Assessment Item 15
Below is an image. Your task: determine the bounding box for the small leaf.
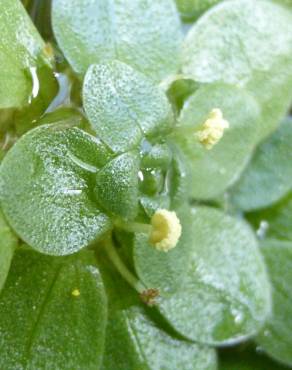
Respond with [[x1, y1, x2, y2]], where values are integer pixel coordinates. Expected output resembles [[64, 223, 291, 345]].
[[174, 83, 260, 199], [256, 240, 292, 367], [133, 205, 192, 295], [0, 124, 112, 256], [0, 0, 52, 109], [95, 152, 140, 220], [0, 211, 17, 291], [52, 0, 182, 81], [0, 249, 107, 369], [83, 61, 173, 153], [98, 252, 217, 370], [230, 118, 292, 211], [182, 0, 292, 140], [158, 207, 271, 345]]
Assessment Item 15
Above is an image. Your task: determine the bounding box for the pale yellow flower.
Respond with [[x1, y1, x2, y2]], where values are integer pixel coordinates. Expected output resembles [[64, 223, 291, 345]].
[[149, 209, 182, 252], [196, 108, 229, 149], [71, 289, 80, 297]]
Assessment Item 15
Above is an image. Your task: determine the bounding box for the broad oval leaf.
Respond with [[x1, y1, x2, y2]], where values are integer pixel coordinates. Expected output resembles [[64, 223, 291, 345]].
[[0, 211, 17, 291], [158, 207, 271, 345], [0, 0, 52, 109], [98, 252, 217, 370], [256, 240, 292, 367], [52, 0, 182, 81], [0, 249, 107, 369], [174, 83, 260, 199], [83, 61, 173, 153], [95, 151, 140, 220], [0, 124, 112, 256], [182, 0, 292, 139], [230, 118, 292, 211]]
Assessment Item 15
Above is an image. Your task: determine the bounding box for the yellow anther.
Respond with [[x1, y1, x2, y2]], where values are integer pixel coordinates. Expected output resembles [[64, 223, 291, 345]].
[[149, 209, 182, 252], [196, 108, 229, 149], [71, 289, 80, 297]]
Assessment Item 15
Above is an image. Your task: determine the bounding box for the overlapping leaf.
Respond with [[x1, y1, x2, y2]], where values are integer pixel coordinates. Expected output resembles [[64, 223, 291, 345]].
[[0, 124, 112, 255], [174, 83, 260, 199], [157, 207, 271, 345], [133, 205, 192, 296], [0, 0, 52, 109], [52, 0, 182, 81], [83, 61, 173, 153], [231, 118, 292, 211], [0, 249, 107, 369], [176, 0, 221, 21], [256, 240, 292, 367], [182, 0, 292, 140], [98, 252, 217, 370]]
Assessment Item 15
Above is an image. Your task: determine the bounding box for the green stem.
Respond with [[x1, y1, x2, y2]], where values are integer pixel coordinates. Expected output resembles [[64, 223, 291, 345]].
[[105, 239, 145, 293]]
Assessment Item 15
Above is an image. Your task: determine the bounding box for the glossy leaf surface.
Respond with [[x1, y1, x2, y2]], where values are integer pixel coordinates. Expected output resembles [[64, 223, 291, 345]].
[[0, 124, 112, 255], [0, 0, 51, 108], [133, 205, 192, 295], [175, 83, 260, 199], [52, 0, 182, 81], [231, 118, 292, 211], [98, 252, 217, 370], [0, 249, 107, 370], [182, 0, 292, 139], [158, 207, 271, 345], [95, 151, 140, 220], [83, 61, 173, 153], [256, 240, 292, 367]]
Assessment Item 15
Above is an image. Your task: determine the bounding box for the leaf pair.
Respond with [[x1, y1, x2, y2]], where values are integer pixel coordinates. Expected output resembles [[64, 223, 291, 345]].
[[0, 59, 177, 256]]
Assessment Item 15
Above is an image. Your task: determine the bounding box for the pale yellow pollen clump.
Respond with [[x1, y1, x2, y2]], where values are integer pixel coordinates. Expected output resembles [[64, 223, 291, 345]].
[[71, 289, 80, 297], [149, 209, 182, 252], [196, 108, 229, 149]]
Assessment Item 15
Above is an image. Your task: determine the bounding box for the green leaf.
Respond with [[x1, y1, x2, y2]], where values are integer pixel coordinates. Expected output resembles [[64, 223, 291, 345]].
[[219, 347, 288, 370], [182, 0, 292, 140], [230, 118, 292, 211], [0, 0, 52, 109], [52, 0, 182, 81], [247, 192, 292, 241], [133, 205, 192, 295], [157, 207, 271, 345], [0, 211, 17, 291], [256, 240, 292, 367], [83, 61, 174, 153], [95, 152, 140, 220], [0, 124, 112, 256], [98, 252, 217, 370], [176, 0, 221, 21], [174, 83, 260, 199], [0, 249, 107, 369]]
